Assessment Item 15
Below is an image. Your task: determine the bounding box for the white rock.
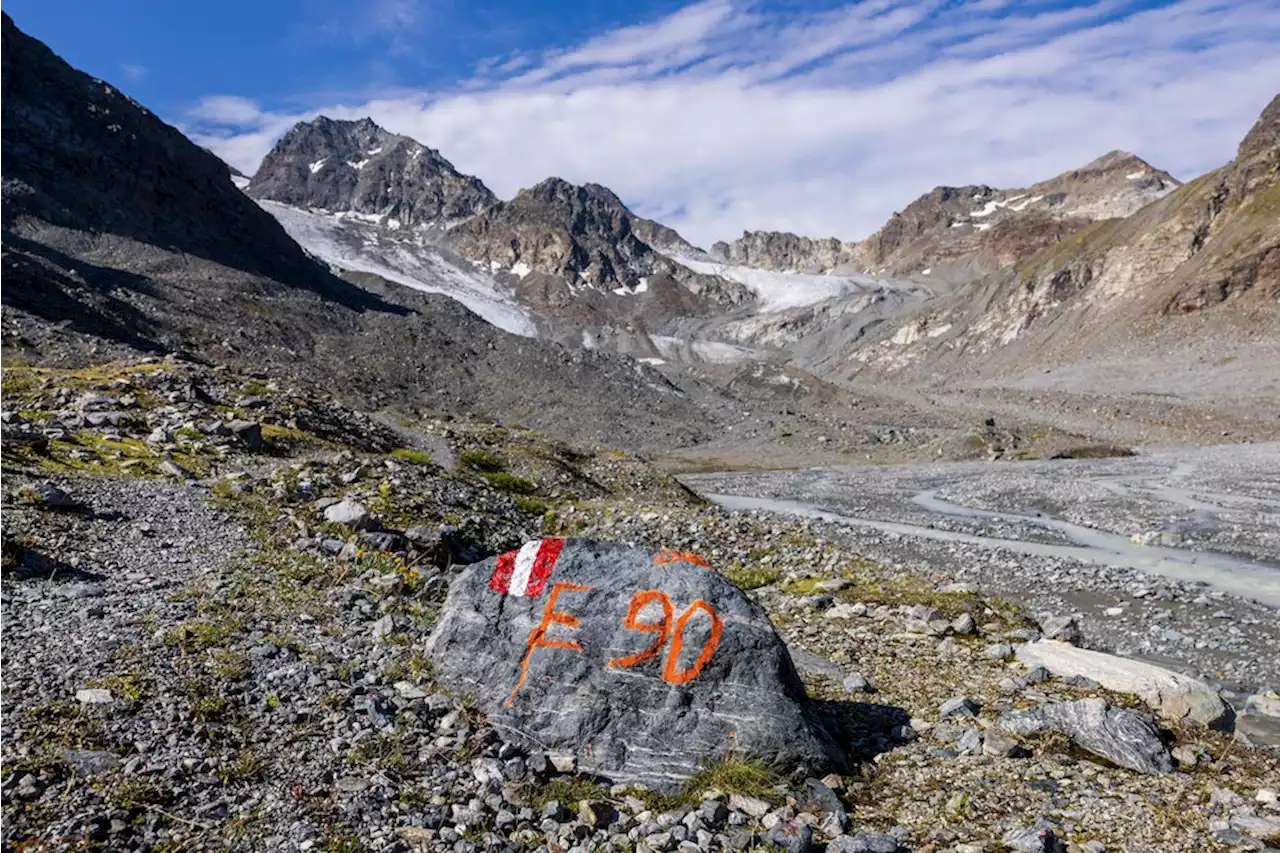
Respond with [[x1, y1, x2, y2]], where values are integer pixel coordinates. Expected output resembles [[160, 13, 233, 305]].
[[1015, 641, 1230, 729], [75, 688, 114, 704]]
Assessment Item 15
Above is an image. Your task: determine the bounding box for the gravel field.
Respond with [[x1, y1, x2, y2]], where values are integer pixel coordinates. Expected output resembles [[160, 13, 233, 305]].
[[681, 444, 1280, 743]]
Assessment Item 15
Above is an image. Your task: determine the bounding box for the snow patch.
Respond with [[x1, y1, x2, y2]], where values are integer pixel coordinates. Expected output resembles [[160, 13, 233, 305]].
[[1126, 170, 1148, 180], [921, 268, 932, 276], [511, 261, 532, 278], [651, 335, 759, 363], [611, 277, 650, 296], [637, 357, 666, 366], [891, 324, 922, 346], [974, 222, 992, 232], [258, 201, 536, 337], [367, 147, 383, 156], [230, 174, 251, 190], [926, 323, 952, 338], [309, 159, 327, 174], [346, 159, 370, 170], [668, 254, 900, 312]]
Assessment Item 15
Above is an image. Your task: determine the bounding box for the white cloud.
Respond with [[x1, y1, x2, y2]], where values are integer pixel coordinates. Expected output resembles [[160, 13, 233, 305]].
[[120, 63, 148, 82], [184, 0, 1280, 247]]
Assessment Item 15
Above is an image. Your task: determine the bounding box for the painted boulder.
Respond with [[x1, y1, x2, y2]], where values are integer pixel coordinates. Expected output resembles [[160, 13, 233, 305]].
[[425, 538, 846, 788]]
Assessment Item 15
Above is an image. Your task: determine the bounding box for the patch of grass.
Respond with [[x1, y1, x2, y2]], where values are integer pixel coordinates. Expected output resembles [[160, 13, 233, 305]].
[[346, 732, 412, 774], [165, 618, 241, 653], [527, 776, 611, 809], [211, 650, 251, 682], [221, 748, 265, 786], [389, 448, 433, 465], [480, 471, 538, 494], [460, 448, 504, 472], [320, 834, 365, 853], [107, 777, 172, 809], [514, 495, 550, 515], [724, 565, 783, 591], [684, 757, 780, 802], [88, 673, 150, 706]]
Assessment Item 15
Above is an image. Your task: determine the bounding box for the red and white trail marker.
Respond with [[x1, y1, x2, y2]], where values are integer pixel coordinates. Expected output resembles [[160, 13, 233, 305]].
[[489, 538, 566, 597]]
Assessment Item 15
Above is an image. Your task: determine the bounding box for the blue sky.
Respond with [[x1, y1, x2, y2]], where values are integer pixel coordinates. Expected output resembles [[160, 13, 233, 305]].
[[8, 0, 1279, 246]]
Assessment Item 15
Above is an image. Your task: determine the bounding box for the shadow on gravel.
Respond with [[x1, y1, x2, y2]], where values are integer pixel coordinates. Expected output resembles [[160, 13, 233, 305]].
[[1, 545, 107, 584], [814, 698, 914, 764]]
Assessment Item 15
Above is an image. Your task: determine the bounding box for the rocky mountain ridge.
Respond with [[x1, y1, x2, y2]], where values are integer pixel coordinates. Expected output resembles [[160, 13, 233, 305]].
[[854, 151, 1181, 282], [841, 98, 1279, 382], [709, 231, 860, 274], [247, 116, 497, 226]]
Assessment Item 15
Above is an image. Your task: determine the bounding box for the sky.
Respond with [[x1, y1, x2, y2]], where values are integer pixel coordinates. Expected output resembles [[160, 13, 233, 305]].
[[8, 0, 1279, 248]]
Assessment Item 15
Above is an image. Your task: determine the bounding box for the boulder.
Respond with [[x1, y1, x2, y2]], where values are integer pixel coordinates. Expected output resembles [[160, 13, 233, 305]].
[[323, 499, 374, 531], [1015, 641, 1231, 729], [997, 698, 1173, 774], [425, 538, 846, 789]]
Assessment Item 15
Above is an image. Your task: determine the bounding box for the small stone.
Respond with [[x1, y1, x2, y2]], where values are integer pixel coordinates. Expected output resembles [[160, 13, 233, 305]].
[[1003, 825, 1067, 853], [828, 832, 900, 853], [394, 681, 428, 700], [160, 459, 193, 480], [371, 614, 398, 642], [842, 672, 872, 694], [939, 696, 981, 718], [75, 688, 113, 705], [956, 729, 983, 754], [728, 794, 771, 818], [982, 729, 1024, 758], [1039, 615, 1082, 646], [984, 643, 1014, 660], [323, 500, 373, 530], [951, 613, 977, 635], [579, 800, 617, 828], [762, 820, 813, 853]]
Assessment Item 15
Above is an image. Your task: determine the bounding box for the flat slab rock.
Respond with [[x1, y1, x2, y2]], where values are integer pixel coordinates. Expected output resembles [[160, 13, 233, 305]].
[[1015, 640, 1232, 729], [998, 698, 1173, 774], [426, 538, 846, 789]]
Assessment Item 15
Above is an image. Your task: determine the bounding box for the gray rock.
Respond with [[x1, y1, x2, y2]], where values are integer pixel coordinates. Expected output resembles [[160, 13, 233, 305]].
[[984, 643, 1015, 660], [1015, 641, 1231, 729], [842, 672, 872, 694], [1003, 825, 1068, 853], [827, 832, 900, 853], [1038, 615, 1082, 645], [75, 688, 113, 704], [324, 499, 373, 530], [950, 613, 977, 635], [762, 820, 813, 853], [26, 481, 77, 508], [228, 420, 264, 450], [997, 698, 1173, 774], [956, 729, 983, 754], [58, 748, 120, 775], [939, 696, 980, 718], [729, 793, 772, 818], [426, 539, 846, 789], [982, 729, 1025, 758], [160, 459, 193, 480], [578, 800, 617, 828]]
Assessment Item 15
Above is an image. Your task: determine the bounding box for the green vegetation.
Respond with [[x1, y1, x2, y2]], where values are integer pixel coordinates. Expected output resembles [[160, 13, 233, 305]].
[[514, 495, 550, 515], [460, 448, 504, 472], [480, 471, 538, 494], [684, 757, 781, 802], [164, 618, 240, 653], [389, 447, 433, 465], [724, 565, 783, 590]]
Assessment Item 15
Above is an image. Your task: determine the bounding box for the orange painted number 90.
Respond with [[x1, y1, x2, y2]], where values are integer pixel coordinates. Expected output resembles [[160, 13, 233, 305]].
[[609, 590, 724, 685]]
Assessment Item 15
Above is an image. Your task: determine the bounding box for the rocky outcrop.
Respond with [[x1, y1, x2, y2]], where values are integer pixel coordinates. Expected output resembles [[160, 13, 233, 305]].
[[0, 12, 325, 293], [1015, 641, 1232, 729], [855, 153, 1179, 280], [426, 538, 846, 788], [997, 698, 1173, 774], [709, 231, 859, 274], [846, 93, 1278, 382], [247, 116, 497, 226]]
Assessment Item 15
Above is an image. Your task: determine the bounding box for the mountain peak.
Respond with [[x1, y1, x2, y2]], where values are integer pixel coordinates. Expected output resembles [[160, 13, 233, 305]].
[[1238, 93, 1280, 160], [248, 116, 496, 225]]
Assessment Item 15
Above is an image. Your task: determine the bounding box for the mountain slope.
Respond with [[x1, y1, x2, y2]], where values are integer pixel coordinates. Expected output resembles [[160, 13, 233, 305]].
[[840, 95, 1279, 383], [0, 13, 736, 452], [855, 152, 1180, 284]]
